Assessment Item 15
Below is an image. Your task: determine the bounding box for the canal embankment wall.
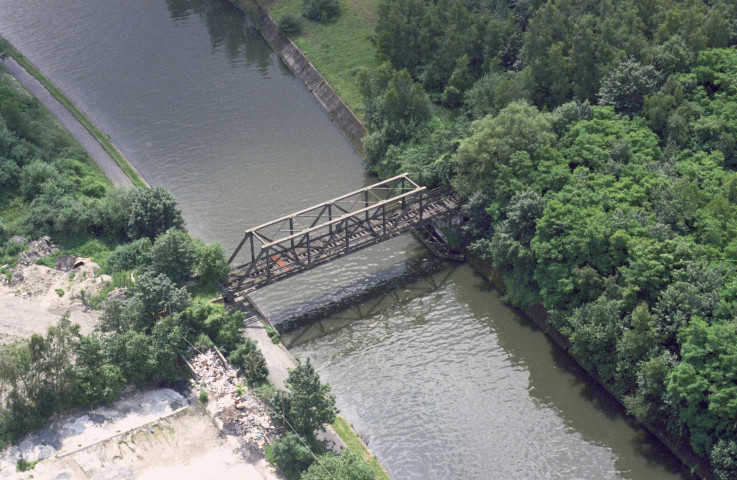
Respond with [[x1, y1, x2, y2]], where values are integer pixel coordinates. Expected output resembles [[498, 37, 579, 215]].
[[225, 0, 368, 152]]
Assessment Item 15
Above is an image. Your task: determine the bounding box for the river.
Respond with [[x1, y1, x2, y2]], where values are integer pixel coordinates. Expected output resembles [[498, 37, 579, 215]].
[[0, 1, 688, 478]]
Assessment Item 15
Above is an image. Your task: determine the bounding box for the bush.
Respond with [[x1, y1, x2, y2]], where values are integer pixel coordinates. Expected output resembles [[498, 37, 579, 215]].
[[302, 0, 340, 22], [106, 237, 152, 273], [148, 229, 196, 282], [278, 14, 302, 35], [19, 159, 57, 200], [301, 451, 375, 480], [228, 338, 269, 384], [194, 240, 230, 288], [16, 458, 38, 472], [126, 186, 184, 241], [712, 439, 737, 480], [199, 389, 208, 403], [266, 432, 314, 480]]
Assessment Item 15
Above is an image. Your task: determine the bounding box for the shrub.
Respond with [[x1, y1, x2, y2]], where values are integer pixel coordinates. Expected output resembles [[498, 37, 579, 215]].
[[265, 324, 281, 344], [106, 237, 152, 273], [300, 451, 375, 480], [126, 186, 184, 241], [16, 458, 38, 472], [199, 389, 208, 403], [712, 439, 737, 480], [302, 0, 340, 22], [228, 338, 269, 384], [148, 229, 197, 283], [278, 14, 302, 35], [19, 159, 57, 200], [266, 432, 314, 480], [194, 240, 229, 288]]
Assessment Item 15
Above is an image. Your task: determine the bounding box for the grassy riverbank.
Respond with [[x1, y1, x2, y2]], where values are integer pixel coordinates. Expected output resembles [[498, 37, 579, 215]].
[[332, 415, 391, 480], [259, 0, 376, 116], [0, 36, 147, 188]]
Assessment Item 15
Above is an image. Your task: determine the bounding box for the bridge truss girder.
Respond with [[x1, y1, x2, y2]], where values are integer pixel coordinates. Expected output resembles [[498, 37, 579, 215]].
[[223, 173, 460, 298]]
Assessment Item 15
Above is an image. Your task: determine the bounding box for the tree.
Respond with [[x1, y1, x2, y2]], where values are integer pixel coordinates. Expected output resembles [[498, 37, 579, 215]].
[[489, 190, 545, 307], [598, 58, 660, 117], [452, 101, 555, 199], [667, 318, 737, 456], [285, 358, 337, 437], [301, 451, 375, 480], [194, 240, 230, 287], [712, 439, 737, 480], [148, 229, 197, 283], [228, 338, 269, 384], [126, 186, 184, 241], [127, 271, 191, 332], [266, 432, 314, 480], [302, 0, 340, 22]]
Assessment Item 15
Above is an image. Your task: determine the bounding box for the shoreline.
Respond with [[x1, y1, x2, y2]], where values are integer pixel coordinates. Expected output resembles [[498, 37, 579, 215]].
[[224, 0, 368, 152], [0, 36, 148, 188], [465, 252, 711, 479]]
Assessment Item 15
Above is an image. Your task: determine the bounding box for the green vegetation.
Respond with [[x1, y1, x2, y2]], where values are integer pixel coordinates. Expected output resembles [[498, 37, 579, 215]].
[[0, 36, 146, 188], [307, 0, 737, 474], [16, 458, 38, 472], [0, 57, 249, 449], [260, 0, 378, 112], [331, 416, 391, 480], [261, 360, 376, 480]]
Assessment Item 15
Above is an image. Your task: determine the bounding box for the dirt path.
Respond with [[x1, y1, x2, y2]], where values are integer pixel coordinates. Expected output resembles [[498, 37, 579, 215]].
[[0, 56, 134, 186]]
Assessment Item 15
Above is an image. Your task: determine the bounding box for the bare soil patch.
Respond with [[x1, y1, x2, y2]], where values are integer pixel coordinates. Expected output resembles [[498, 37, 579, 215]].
[[0, 249, 112, 343]]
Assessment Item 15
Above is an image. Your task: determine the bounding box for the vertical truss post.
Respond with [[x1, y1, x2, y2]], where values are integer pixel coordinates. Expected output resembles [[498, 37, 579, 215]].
[[419, 191, 424, 223], [401, 177, 406, 209], [345, 219, 349, 250], [364, 190, 369, 221], [307, 232, 312, 267], [266, 248, 271, 284], [250, 233, 255, 263], [328, 205, 333, 236], [290, 218, 295, 251], [382, 204, 386, 236]]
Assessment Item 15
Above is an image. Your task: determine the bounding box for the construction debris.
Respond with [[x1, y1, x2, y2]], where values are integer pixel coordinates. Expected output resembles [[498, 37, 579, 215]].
[[189, 349, 280, 452], [17, 236, 57, 265]]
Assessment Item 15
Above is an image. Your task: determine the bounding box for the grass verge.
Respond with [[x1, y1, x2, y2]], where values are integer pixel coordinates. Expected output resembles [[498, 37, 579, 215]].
[[332, 415, 392, 480], [0, 35, 148, 188], [260, 0, 378, 116]]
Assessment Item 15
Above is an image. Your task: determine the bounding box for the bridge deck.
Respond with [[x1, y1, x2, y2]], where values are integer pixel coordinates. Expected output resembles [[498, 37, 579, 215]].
[[222, 174, 462, 300]]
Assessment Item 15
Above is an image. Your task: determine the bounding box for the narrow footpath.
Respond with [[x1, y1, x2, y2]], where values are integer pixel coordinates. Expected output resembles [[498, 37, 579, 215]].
[[0, 56, 133, 186]]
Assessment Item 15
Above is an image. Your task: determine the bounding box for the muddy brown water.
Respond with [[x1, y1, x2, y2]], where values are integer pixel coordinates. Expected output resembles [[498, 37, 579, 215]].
[[0, 1, 688, 478]]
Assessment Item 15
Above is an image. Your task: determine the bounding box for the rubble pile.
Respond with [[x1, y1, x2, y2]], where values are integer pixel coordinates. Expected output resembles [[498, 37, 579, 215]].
[[16, 236, 57, 265], [190, 349, 279, 451]]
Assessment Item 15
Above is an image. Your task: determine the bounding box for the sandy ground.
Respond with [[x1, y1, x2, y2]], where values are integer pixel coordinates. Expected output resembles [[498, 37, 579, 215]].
[[0, 388, 279, 480], [0, 260, 111, 343]]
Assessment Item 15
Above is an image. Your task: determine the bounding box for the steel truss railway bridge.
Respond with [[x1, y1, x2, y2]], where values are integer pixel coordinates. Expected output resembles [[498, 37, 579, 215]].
[[221, 173, 463, 301]]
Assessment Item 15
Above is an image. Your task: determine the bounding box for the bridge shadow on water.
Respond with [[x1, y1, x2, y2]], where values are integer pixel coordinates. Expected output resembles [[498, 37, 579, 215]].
[[274, 257, 461, 346]]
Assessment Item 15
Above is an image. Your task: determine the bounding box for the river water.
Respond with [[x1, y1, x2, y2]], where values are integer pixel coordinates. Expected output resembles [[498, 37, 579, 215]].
[[0, 1, 687, 478]]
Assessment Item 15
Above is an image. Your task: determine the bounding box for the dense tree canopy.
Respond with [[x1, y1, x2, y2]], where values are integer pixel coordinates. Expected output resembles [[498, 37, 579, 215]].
[[364, 0, 737, 472]]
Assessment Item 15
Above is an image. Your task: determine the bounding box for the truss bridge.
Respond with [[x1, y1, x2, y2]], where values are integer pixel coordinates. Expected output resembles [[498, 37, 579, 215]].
[[221, 174, 462, 301]]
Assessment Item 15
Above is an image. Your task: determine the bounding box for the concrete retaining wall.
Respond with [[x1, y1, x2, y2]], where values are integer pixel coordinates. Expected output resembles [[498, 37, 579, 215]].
[[226, 0, 368, 152]]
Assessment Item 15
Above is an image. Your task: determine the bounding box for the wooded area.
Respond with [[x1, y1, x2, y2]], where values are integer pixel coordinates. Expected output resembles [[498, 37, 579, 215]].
[[361, 0, 737, 477]]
